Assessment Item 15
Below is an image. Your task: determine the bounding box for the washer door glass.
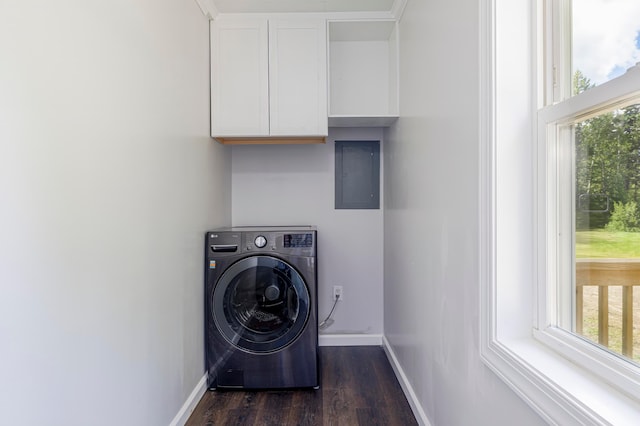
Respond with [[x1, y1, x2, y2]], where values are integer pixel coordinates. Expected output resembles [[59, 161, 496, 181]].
[[213, 255, 310, 353]]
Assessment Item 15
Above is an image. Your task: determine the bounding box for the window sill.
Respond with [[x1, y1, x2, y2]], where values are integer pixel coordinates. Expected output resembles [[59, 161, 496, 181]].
[[482, 334, 640, 425]]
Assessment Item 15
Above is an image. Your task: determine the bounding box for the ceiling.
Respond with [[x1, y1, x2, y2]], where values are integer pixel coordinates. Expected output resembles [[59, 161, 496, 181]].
[[211, 0, 397, 14]]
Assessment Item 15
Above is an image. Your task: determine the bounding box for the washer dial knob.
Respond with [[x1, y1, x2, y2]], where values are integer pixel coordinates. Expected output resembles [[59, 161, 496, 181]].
[[254, 235, 267, 248]]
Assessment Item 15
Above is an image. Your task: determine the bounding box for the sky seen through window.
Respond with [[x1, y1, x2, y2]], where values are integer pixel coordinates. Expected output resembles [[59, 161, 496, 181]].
[[573, 0, 640, 86]]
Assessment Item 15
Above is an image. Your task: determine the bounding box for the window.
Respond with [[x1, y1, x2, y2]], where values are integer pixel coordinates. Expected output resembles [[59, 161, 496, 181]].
[[537, 0, 640, 390], [481, 0, 640, 423]]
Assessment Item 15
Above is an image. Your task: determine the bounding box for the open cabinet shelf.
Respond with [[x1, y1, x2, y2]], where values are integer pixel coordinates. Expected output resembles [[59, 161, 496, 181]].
[[328, 20, 399, 127]]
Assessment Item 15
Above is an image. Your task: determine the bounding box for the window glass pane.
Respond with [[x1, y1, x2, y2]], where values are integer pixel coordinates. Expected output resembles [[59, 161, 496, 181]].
[[572, 102, 640, 363], [572, 0, 640, 95]]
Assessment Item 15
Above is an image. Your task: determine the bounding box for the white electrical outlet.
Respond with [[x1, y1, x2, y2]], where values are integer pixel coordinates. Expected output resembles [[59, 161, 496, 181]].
[[333, 285, 343, 301]]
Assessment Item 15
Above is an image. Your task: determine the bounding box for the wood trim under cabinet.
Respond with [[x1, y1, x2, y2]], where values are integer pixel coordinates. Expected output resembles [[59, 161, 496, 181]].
[[214, 136, 326, 145]]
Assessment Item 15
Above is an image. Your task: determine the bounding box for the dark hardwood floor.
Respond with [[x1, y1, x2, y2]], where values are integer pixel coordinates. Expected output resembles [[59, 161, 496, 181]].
[[185, 346, 418, 426]]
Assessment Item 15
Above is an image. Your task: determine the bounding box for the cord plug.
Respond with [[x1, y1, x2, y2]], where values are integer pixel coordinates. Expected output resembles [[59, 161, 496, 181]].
[[333, 286, 343, 301]]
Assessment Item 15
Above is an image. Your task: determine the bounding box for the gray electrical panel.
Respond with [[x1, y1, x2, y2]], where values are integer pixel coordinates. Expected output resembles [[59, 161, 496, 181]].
[[335, 140, 380, 209]]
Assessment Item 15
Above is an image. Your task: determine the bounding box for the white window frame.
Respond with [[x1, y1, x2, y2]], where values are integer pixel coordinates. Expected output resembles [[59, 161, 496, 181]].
[[480, 0, 640, 424], [537, 67, 640, 398]]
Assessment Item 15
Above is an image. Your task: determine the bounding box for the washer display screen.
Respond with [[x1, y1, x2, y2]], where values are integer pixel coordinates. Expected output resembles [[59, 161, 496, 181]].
[[283, 233, 313, 248]]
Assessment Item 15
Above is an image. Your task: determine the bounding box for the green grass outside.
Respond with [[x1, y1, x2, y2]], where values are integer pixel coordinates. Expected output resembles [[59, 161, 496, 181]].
[[575, 230, 640, 258], [575, 229, 640, 361]]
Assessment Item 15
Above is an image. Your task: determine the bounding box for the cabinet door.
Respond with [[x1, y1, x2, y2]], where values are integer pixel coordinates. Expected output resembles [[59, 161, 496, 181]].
[[211, 18, 269, 137], [268, 18, 328, 137]]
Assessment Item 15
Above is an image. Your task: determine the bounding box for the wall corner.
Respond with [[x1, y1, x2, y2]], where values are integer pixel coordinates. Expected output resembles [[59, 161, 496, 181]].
[[194, 0, 219, 20], [390, 0, 408, 20]]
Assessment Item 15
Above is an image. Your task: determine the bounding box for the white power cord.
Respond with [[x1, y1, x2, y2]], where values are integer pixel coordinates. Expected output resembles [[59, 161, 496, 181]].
[[319, 293, 340, 330]]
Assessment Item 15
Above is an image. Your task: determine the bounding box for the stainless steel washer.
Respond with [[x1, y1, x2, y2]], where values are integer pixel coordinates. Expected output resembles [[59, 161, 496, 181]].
[[204, 226, 318, 389]]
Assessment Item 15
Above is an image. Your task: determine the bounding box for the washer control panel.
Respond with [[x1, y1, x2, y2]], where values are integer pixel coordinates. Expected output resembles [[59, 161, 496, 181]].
[[243, 231, 315, 255], [207, 228, 316, 257]]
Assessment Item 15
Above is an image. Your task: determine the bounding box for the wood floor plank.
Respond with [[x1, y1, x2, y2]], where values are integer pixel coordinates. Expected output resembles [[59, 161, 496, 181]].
[[321, 387, 359, 426], [237, 392, 261, 410], [372, 358, 417, 425], [287, 389, 323, 425], [321, 346, 349, 389], [185, 346, 417, 426], [186, 390, 243, 425], [221, 407, 258, 426], [356, 407, 390, 425], [255, 391, 293, 425]]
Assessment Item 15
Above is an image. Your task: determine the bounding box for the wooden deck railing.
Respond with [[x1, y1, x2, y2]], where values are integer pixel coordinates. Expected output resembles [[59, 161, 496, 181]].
[[576, 259, 640, 357]]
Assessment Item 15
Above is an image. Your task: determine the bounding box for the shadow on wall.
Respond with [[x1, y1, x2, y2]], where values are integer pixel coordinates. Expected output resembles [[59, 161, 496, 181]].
[[230, 143, 330, 174]]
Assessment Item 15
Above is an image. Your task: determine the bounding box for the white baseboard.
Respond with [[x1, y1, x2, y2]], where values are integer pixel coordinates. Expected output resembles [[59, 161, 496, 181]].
[[169, 373, 207, 426], [319, 333, 383, 346], [382, 336, 432, 426]]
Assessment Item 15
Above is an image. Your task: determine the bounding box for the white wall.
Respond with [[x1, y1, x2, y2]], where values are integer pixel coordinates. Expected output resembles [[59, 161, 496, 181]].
[[0, 1, 231, 425], [231, 127, 384, 336], [383, 0, 544, 424]]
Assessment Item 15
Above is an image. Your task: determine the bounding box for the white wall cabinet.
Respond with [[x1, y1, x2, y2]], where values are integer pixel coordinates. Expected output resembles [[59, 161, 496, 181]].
[[211, 17, 328, 141], [211, 18, 269, 137], [328, 20, 399, 127]]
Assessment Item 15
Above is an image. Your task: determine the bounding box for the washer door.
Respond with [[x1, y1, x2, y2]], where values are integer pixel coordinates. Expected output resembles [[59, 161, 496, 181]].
[[212, 255, 310, 353]]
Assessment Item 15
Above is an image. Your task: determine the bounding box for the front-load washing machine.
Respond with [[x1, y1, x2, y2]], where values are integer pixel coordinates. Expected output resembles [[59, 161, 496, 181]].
[[204, 226, 318, 389]]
